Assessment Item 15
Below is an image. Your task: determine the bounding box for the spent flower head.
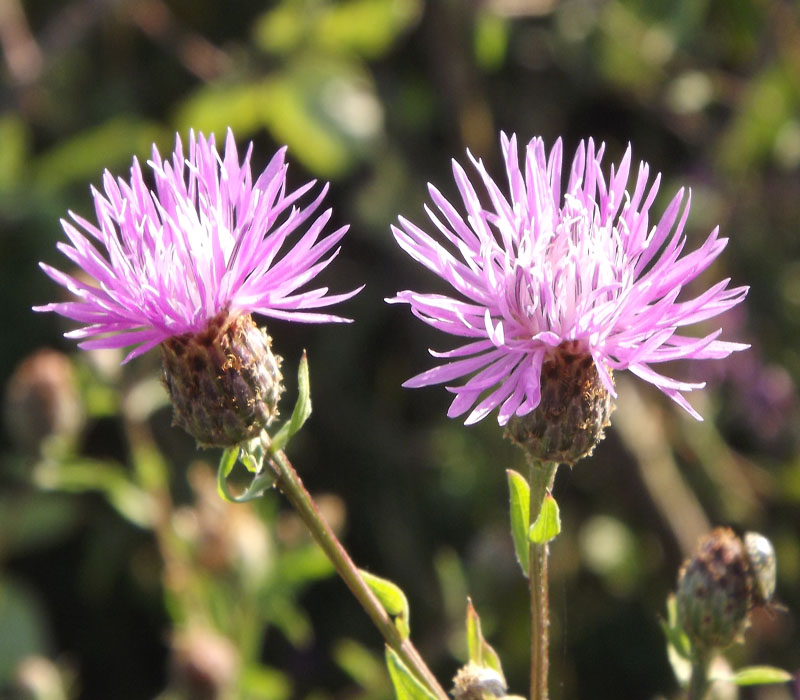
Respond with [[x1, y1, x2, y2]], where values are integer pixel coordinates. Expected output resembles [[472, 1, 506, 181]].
[[36, 129, 360, 445], [389, 133, 748, 437]]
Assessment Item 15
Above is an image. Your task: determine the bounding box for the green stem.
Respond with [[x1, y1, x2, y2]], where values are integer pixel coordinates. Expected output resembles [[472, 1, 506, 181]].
[[687, 648, 711, 700], [268, 449, 449, 700], [528, 459, 558, 700]]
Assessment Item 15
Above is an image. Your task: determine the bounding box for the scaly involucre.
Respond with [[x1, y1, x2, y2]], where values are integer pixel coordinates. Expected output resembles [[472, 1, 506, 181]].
[[389, 133, 748, 425], [36, 129, 360, 362]]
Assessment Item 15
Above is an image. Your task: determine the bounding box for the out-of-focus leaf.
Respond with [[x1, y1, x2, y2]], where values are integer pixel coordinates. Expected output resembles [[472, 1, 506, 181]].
[[278, 544, 335, 585], [717, 64, 799, 174], [255, 0, 422, 59], [0, 577, 48, 680], [0, 494, 79, 558], [506, 469, 530, 575], [0, 115, 29, 191], [360, 569, 410, 639], [240, 664, 292, 699], [34, 459, 155, 528], [33, 117, 165, 190], [474, 11, 508, 71], [725, 666, 794, 686], [529, 491, 561, 544], [384, 647, 437, 700], [334, 638, 389, 693]]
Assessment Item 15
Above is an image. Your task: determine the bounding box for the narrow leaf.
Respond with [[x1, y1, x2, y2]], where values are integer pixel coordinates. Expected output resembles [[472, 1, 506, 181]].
[[727, 666, 793, 686], [217, 446, 240, 503], [465, 599, 505, 681], [529, 491, 561, 544], [361, 569, 411, 639], [385, 647, 438, 700], [270, 352, 312, 454], [506, 469, 530, 576], [465, 598, 482, 665]]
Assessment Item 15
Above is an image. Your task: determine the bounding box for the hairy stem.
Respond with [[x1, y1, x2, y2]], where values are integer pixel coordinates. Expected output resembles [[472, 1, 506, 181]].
[[268, 449, 449, 700], [529, 459, 558, 700]]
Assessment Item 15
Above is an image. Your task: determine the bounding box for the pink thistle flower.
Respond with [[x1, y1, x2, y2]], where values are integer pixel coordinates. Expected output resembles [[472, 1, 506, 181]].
[[35, 129, 361, 363], [389, 134, 748, 427]]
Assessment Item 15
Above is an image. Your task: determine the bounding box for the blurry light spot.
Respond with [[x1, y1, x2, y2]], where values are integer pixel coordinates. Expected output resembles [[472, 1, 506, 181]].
[[321, 78, 384, 140], [641, 26, 674, 66], [578, 515, 639, 594], [666, 71, 713, 115], [773, 120, 800, 170]]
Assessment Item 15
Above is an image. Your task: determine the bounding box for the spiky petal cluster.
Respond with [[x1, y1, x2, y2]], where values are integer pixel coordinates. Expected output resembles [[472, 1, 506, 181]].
[[35, 129, 360, 362], [389, 134, 748, 425]]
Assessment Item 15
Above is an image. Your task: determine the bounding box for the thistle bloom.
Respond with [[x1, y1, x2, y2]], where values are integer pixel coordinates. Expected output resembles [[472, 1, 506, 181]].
[[389, 134, 748, 431], [36, 130, 360, 445]]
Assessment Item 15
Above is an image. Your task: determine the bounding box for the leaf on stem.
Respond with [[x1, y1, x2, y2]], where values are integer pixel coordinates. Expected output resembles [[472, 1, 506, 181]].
[[270, 352, 312, 455], [724, 666, 793, 686], [360, 569, 411, 639], [385, 647, 438, 700], [529, 491, 561, 544], [465, 599, 505, 680], [216, 446, 241, 503], [506, 469, 530, 576]]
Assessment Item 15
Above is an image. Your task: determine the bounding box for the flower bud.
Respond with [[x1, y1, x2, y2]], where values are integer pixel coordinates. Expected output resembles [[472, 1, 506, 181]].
[[505, 342, 614, 466], [676, 527, 753, 650], [161, 311, 283, 447], [4, 349, 82, 455]]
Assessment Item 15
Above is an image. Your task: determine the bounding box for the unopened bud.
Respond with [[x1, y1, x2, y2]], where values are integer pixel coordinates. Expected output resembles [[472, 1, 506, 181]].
[[161, 311, 283, 447], [505, 341, 614, 466], [676, 528, 753, 650], [4, 349, 82, 455]]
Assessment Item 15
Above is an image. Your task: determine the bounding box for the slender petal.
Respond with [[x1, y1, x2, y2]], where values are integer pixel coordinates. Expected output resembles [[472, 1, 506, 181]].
[[36, 130, 360, 358], [388, 133, 748, 424]]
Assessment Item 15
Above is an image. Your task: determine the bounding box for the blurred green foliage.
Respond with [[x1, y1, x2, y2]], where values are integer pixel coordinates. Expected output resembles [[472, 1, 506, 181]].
[[2, 0, 800, 698]]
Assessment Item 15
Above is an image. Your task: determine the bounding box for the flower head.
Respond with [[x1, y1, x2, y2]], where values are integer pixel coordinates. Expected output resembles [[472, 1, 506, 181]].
[[35, 130, 360, 445], [389, 134, 748, 427], [35, 129, 360, 363]]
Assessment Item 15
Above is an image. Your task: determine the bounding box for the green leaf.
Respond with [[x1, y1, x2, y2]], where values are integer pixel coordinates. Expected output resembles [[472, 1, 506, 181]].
[[35, 459, 155, 528], [385, 647, 437, 700], [216, 446, 241, 503], [726, 666, 793, 686], [269, 353, 312, 455], [529, 491, 561, 544], [360, 569, 411, 639], [465, 599, 505, 680], [506, 469, 530, 576]]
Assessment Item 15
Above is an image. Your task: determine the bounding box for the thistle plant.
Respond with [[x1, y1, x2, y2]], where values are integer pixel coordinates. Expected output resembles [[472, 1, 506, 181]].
[[389, 133, 750, 700], [34, 129, 447, 700], [33, 127, 787, 700]]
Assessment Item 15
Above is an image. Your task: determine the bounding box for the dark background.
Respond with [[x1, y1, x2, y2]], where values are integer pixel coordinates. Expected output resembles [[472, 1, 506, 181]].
[[1, 1, 799, 698]]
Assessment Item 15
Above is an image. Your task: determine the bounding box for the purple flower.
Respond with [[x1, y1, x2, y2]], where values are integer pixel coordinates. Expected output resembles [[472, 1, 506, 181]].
[[35, 130, 360, 362], [389, 134, 748, 426]]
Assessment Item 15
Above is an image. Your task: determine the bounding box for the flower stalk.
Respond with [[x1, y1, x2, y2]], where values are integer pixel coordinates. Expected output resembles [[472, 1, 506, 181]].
[[687, 649, 711, 700], [266, 448, 449, 700], [528, 458, 558, 700]]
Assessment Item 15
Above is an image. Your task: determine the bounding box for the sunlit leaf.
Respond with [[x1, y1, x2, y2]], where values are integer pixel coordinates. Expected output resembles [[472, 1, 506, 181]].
[[506, 469, 530, 576], [33, 117, 165, 190], [465, 599, 504, 679], [529, 491, 561, 544], [385, 647, 437, 700], [725, 666, 793, 686], [360, 569, 411, 639]]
